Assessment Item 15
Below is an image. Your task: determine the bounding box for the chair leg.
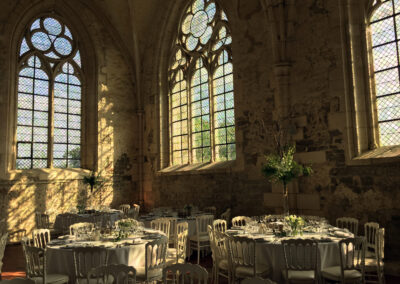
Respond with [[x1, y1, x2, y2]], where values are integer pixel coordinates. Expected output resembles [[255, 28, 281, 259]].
[[197, 241, 200, 264]]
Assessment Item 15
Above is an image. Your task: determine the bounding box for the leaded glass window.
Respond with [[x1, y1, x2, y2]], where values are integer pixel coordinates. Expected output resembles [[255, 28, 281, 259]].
[[370, 0, 400, 146], [168, 0, 236, 165], [16, 16, 82, 169]]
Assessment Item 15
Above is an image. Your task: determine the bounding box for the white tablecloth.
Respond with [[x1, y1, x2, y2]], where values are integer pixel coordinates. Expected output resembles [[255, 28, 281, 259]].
[[54, 211, 122, 233]]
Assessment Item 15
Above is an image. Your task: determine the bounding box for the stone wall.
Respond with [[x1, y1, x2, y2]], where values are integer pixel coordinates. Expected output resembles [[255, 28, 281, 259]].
[[141, 0, 400, 259], [0, 0, 139, 237]]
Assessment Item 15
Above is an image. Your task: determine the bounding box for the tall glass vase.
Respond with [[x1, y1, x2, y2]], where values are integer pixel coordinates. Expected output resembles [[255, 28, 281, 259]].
[[282, 183, 289, 216]]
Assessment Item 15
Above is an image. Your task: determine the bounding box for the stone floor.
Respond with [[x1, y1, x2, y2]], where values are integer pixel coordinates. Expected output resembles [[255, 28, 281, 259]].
[[2, 244, 400, 283]]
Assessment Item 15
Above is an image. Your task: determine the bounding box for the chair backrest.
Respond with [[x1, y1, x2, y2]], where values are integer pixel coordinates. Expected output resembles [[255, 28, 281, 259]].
[[282, 239, 318, 272], [232, 216, 250, 227], [176, 229, 188, 264], [7, 229, 26, 244], [377, 228, 384, 261], [151, 218, 171, 238], [32, 229, 50, 248], [220, 208, 231, 224], [213, 219, 227, 233], [128, 204, 140, 219], [73, 247, 108, 280], [0, 278, 36, 284], [195, 215, 214, 235], [212, 227, 229, 262], [119, 204, 131, 215], [88, 264, 136, 284], [364, 222, 379, 252], [163, 263, 208, 284], [338, 237, 365, 281], [35, 212, 50, 229], [165, 218, 178, 243], [336, 217, 359, 236], [203, 206, 217, 216], [0, 233, 8, 273], [226, 235, 256, 276], [22, 244, 46, 279], [70, 222, 94, 236], [144, 237, 168, 281], [241, 278, 275, 284]]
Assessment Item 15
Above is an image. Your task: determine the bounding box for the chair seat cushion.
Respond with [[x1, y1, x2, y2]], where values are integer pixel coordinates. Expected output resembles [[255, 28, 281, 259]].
[[31, 274, 69, 284], [189, 234, 209, 242], [135, 267, 163, 281], [321, 266, 362, 281], [282, 270, 315, 280], [218, 259, 229, 271], [235, 265, 269, 278]]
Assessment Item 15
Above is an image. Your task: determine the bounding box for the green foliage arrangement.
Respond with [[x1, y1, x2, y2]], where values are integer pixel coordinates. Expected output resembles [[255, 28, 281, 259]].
[[262, 145, 313, 187]]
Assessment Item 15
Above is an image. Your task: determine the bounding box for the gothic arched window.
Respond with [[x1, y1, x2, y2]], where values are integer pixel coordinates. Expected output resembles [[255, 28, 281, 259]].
[[370, 0, 400, 146], [168, 0, 236, 165], [16, 16, 82, 169]]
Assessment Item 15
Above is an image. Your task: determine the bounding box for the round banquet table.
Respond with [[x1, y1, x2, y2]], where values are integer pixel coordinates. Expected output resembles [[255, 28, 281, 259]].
[[46, 229, 166, 282], [226, 229, 353, 283], [53, 210, 123, 233]]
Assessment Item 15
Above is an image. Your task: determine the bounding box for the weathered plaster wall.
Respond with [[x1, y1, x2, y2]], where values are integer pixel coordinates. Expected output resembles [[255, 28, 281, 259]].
[[140, 0, 400, 259], [0, 0, 139, 237]]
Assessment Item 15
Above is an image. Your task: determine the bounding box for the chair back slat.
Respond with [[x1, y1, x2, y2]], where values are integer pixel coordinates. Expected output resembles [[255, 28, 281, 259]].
[[195, 215, 214, 235], [282, 239, 318, 271], [73, 247, 108, 280], [339, 237, 365, 272], [213, 219, 227, 233], [336, 217, 359, 236], [151, 218, 171, 238], [23, 244, 46, 279], [88, 264, 136, 284], [232, 216, 250, 227], [35, 213, 50, 229], [227, 235, 256, 276], [32, 229, 50, 248], [364, 222, 379, 252], [145, 237, 168, 280], [163, 263, 208, 284], [176, 229, 188, 263]]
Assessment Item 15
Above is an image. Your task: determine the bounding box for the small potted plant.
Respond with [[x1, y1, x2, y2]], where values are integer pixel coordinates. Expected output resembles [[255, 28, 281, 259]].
[[285, 215, 305, 236]]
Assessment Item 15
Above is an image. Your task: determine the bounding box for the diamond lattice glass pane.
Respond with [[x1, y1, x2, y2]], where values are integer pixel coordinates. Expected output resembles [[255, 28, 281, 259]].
[[186, 35, 198, 51], [375, 68, 400, 96], [371, 1, 393, 22], [68, 130, 81, 144], [33, 95, 48, 111], [69, 75, 81, 86], [69, 100, 81, 114], [372, 43, 398, 72], [54, 98, 68, 113], [54, 82, 68, 98], [33, 111, 48, 127], [54, 129, 67, 143], [33, 127, 48, 143], [73, 51, 81, 67], [228, 144, 236, 160], [202, 115, 210, 130], [226, 109, 235, 126], [379, 120, 400, 145], [371, 18, 396, 46], [17, 110, 32, 126], [18, 93, 33, 109], [201, 99, 210, 114], [56, 74, 68, 84], [33, 143, 48, 158], [54, 37, 72, 56], [54, 113, 67, 128], [17, 143, 31, 158], [215, 145, 227, 161], [53, 159, 67, 168], [16, 159, 31, 169], [215, 111, 226, 127], [69, 115, 81, 129], [215, 128, 226, 145], [53, 144, 67, 159], [43, 18, 62, 35], [19, 77, 33, 93], [214, 95, 225, 111], [68, 145, 80, 159], [20, 38, 30, 56], [19, 67, 34, 78], [377, 94, 400, 121], [68, 159, 80, 168], [202, 147, 211, 162], [31, 32, 51, 51], [226, 92, 234, 109], [227, 126, 236, 143], [17, 126, 32, 142]]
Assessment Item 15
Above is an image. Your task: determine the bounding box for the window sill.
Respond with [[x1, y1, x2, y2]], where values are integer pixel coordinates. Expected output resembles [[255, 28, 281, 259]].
[[5, 168, 92, 181], [157, 160, 237, 176], [348, 145, 400, 165]]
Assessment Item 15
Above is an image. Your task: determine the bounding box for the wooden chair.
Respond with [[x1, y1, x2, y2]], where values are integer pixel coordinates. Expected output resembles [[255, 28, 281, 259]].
[[119, 204, 131, 217], [0, 233, 8, 280], [136, 236, 168, 283], [208, 226, 229, 284], [163, 263, 208, 284], [73, 247, 108, 284], [281, 239, 318, 284], [213, 219, 227, 233], [32, 229, 50, 248], [0, 279, 36, 284], [242, 277, 276, 284], [7, 229, 26, 244], [189, 214, 214, 264], [365, 228, 385, 284], [150, 218, 171, 239], [164, 218, 178, 247], [231, 216, 251, 227], [321, 237, 366, 284], [128, 204, 140, 220], [22, 244, 69, 284], [365, 222, 380, 257], [69, 222, 94, 237], [226, 235, 270, 283], [88, 264, 136, 284], [166, 226, 188, 266], [336, 217, 359, 236], [35, 213, 51, 229]]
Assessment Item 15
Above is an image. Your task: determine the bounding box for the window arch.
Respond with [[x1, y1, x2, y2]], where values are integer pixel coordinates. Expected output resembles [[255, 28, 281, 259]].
[[168, 0, 236, 166], [370, 0, 400, 146], [16, 16, 82, 169]]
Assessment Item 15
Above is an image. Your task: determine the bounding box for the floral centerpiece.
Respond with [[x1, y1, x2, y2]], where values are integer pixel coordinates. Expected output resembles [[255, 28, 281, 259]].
[[285, 215, 305, 236], [115, 218, 139, 240]]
